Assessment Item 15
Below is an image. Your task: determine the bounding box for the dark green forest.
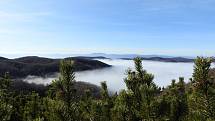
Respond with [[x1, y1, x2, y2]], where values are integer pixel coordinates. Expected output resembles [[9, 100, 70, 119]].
[[1, 57, 215, 121]]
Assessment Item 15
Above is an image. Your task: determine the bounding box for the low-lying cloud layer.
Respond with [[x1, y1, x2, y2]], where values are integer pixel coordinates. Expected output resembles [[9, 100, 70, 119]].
[[22, 59, 200, 92]]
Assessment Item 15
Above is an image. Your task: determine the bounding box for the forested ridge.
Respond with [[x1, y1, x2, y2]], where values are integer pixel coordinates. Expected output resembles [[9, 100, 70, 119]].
[[1, 57, 215, 121], [0, 56, 110, 78]]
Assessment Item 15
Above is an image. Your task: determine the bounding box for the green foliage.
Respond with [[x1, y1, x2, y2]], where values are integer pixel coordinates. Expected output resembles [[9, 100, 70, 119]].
[[111, 90, 137, 121], [188, 57, 215, 120], [0, 73, 13, 121], [0, 72, 11, 93], [1, 57, 215, 121], [23, 92, 44, 121], [169, 77, 188, 121], [48, 60, 80, 121], [193, 57, 213, 94], [124, 57, 158, 120], [0, 97, 13, 121]]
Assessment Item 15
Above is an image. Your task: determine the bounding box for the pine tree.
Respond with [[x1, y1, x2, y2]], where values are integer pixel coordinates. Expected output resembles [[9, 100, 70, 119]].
[[193, 57, 213, 94], [124, 57, 158, 120], [23, 92, 44, 121], [111, 90, 136, 121], [188, 57, 215, 120], [100, 82, 112, 121], [79, 90, 93, 121], [48, 59, 80, 121], [0, 91, 13, 121], [169, 77, 188, 121], [0, 72, 13, 121]]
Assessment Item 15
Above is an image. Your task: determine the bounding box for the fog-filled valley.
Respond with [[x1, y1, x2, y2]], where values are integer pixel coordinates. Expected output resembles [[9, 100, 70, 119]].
[[23, 59, 203, 92], [2, 0, 215, 120]]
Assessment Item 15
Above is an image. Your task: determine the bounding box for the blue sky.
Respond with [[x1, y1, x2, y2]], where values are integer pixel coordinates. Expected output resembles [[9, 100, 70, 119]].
[[0, 0, 215, 56]]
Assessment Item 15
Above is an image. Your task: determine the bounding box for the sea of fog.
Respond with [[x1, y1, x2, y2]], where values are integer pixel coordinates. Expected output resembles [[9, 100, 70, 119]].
[[23, 59, 212, 92]]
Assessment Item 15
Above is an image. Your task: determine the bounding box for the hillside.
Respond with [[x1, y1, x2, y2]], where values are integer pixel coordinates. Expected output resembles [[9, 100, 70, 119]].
[[11, 80, 101, 98], [0, 56, 111, 78]]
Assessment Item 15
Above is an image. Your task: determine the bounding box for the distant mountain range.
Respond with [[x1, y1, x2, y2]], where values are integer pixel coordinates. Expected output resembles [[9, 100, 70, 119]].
[[0, 56, 111, 79], [0, 53, 195, 59], [83, 53, 178, 59], [78, 53, 197, 62], [121, 57, 194, 62]]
